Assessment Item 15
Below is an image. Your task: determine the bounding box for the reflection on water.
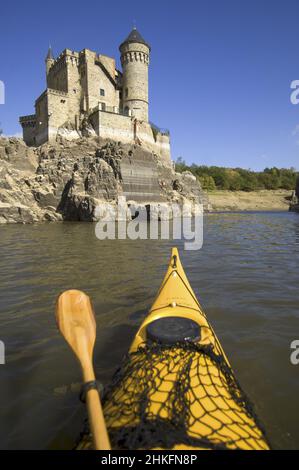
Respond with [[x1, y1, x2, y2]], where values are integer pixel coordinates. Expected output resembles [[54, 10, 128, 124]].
[[0, 212, 299, 449]]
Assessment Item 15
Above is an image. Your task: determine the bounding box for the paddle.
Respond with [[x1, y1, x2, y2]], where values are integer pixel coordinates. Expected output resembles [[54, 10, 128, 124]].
[[56, 289, 111, 450]]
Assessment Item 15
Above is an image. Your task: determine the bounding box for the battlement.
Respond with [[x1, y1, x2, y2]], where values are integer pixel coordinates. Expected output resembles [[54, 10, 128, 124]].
[[150, 121, 170, 137], [35, 88, 68, 106], [121, 51, 150, 65], [47, 49, 80, 75], [19, 114, 36, 126], [19, 114, 36, 122], [19, 114, 37, 145], [48, 48, 117, 75], [48, 88, 68, 97]]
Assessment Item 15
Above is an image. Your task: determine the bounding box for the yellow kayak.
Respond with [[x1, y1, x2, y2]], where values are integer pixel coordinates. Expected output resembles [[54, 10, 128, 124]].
[[79, 247, 270, 450]]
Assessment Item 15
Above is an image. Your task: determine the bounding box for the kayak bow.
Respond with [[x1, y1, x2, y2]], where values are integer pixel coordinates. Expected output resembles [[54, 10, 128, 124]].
[[78, 247, 270, 450]]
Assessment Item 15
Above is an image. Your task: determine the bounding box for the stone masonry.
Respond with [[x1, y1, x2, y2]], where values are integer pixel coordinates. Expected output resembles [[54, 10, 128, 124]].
[[19, 28, 171, 164]]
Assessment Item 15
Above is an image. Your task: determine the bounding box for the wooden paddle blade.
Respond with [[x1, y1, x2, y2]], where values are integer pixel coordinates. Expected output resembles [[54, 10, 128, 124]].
[[56, 290, 96, 364], [56, 290, 111, 449]]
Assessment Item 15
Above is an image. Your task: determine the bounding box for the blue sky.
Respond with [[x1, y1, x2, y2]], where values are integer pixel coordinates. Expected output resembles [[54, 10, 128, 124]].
[[0, 0, 299, 170]]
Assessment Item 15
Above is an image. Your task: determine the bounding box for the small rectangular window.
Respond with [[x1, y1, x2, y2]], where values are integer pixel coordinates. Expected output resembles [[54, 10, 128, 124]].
[[100, 88, 105, 96]]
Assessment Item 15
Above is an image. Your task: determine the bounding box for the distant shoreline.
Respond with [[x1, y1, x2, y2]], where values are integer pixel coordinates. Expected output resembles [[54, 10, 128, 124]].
[[207, 189, 291, 212]]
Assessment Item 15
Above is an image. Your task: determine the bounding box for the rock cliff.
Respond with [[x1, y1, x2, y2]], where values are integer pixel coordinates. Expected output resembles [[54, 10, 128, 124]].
[[289, 176, 299, 212], [0, 137, 209, 223]]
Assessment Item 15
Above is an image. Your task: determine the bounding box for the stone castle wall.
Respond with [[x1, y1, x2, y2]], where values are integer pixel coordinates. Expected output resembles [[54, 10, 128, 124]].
[[47, 90, 70, 142], [89, 109, 171, 162], [20, 31, 172, 164], [37, 49, 121, 143], [91, 109, 133, 142], [82, 50, 119, 111], [47, 51, 73, 92], [35, 91, 49, 146], [98, 54, 116, 79], [64, 52, 81, 123], [19, 116, 36, 146], [137, 121, 171, 164]]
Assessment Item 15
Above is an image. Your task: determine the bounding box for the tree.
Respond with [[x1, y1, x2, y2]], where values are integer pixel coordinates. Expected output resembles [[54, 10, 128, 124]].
[[224, 169, 243, 191], [172, 159, 298, 191], [198, 174, 216, 191], [212, 171, 230, 189], [175, 157, 188, 173], [241, 173, 259, 191]]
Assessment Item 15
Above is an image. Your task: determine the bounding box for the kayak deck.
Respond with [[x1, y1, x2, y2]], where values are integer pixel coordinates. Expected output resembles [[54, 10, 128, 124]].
[[77, 248, 269, 450]]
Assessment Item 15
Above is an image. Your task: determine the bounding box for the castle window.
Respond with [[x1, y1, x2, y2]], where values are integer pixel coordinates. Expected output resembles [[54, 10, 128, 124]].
[[100, 88, 105, 96], [125, 88, 128, 98]]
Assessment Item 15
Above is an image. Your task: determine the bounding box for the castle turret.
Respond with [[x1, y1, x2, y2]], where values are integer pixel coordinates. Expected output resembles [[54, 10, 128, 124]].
[[45, 46, 54, 78], [119, 28, 150, 122]]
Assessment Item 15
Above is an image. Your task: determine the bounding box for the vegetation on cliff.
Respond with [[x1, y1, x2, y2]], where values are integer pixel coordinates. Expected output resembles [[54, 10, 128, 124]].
[[175, 157, 298, 192]]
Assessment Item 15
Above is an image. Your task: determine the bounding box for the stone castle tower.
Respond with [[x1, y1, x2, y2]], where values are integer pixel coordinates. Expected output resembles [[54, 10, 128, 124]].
[[19, 28, 171, 163], [120, 28, 150, 122]]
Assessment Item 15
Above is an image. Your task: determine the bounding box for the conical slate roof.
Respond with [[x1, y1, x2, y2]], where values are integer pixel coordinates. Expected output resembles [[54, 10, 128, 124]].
[[120, 28, 150, 51], [46, 46, 54, 61]]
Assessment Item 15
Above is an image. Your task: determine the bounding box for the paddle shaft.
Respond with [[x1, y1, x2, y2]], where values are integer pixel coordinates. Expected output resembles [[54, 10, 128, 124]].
[[82, 360, 110, 450]]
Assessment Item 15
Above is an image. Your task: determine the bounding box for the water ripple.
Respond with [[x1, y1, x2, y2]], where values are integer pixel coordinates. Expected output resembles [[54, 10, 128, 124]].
[[0, 213, 299, 448]]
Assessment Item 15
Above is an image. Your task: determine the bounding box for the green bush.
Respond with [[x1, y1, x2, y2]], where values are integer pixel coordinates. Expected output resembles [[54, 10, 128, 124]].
[[198, 174, 216, 191]]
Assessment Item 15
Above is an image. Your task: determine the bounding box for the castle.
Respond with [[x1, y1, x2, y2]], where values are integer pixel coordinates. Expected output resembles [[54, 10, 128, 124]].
[[19, 28, 171, 162]]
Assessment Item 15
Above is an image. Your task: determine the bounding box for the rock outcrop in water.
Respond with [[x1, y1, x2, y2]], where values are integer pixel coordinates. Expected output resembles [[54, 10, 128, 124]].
[[289, 177, 299, 213], [0, 137, 209, 223]]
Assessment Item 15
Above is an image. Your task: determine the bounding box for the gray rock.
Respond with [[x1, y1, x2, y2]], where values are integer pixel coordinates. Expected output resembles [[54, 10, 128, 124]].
[[289, 177, 299, 212], [32, 189, 59, 208], [0, 136, 209, 223], [0, 202, 36, 224]]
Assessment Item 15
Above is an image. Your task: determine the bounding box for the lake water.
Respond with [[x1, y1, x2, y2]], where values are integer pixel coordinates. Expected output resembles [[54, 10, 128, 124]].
[[0, 212, 299, 449]]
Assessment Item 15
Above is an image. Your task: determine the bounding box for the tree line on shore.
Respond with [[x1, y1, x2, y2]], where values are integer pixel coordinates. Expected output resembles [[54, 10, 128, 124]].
[[175, 157, 298, 192]]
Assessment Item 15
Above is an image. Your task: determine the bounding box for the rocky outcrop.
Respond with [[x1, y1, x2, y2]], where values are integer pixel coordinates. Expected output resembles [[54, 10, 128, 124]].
[[289, 177, 299, 212], [0, 136, 209, 223], [0, 138, 62, 223]]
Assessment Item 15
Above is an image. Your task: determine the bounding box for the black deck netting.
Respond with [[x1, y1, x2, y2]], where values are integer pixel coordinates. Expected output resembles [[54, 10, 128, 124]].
[[77, 340, 270, 450]]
